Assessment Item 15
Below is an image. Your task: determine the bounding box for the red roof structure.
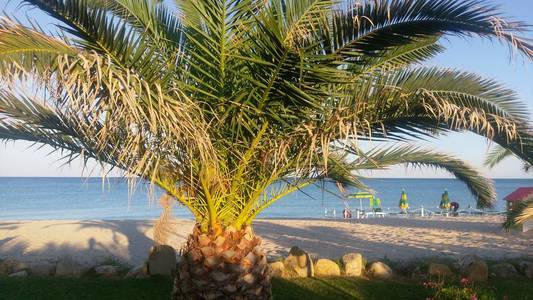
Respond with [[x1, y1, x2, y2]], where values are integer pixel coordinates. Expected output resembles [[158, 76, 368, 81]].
[[504, 187, 533, 202]]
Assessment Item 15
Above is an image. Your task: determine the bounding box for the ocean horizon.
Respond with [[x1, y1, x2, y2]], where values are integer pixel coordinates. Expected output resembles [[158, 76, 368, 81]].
[[0, 177, 531, 221]]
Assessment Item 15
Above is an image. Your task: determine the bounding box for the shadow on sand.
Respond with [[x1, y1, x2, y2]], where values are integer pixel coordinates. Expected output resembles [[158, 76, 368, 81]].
[[0, 220, 191, 265]]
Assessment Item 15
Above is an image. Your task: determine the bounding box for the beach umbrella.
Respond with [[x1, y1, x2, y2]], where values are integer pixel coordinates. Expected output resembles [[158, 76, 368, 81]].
[[399, 189, 409, 211], [440, 189, 451, 210], [373, 197, 382, 212], [347, 192, 373, 211]]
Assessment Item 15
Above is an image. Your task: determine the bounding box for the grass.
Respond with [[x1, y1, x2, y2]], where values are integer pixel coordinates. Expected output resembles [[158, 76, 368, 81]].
[[0, 276, 531, 300]]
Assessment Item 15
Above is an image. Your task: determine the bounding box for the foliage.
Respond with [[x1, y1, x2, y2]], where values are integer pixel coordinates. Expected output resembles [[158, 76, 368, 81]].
[[485, 144, 532, 172], [503, 198, 533, 229], [0, 0, 532, 232], [2, 276, 533, 300], [424, 277, 501, 300]]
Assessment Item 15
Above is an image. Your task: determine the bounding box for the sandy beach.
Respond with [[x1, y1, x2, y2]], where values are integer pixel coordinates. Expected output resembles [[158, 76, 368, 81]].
[[1, 216, 532, 265]]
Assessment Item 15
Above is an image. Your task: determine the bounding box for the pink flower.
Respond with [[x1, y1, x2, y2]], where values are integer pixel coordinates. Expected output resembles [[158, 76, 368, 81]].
[[460, 277, 471, 286]]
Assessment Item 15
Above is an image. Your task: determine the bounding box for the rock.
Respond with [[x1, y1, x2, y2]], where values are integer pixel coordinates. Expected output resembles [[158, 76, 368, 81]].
[[125, 263, 148, 279], [518, 261, 533, 278], [269, 261, 285, 278], [95, 265, 120, 276], [428, 263, 454, 278], [491, 263, 517, 279], [459, 255, 488, 282], [29, 262, 56, 276], [342, 253, 364, 277], [283, 264, 309, 278], [148, 245, 177, 276], [305, 253, 314, 277], [367, 262, 393, 280], [283, 246, 313, 278], [55, 257, 84, 278], [314, 259, 341, 277], [0, 259, 27, 275], [285, 246, 307, 268], [8, 270, 28, 277]]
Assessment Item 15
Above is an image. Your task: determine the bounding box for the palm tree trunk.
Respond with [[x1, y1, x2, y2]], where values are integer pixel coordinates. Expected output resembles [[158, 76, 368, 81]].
[[172, 224, 272, 300]]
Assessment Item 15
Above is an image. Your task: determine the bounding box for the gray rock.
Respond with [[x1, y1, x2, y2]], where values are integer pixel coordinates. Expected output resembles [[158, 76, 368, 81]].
[[125, 263, 148, 279], [95, 265, 120, 276], [518, 261, 533, 278], [491, 263, 517, 278], [314, 259, 341, 277], [428, 263, 454, 278], [8, 270, 28, 277], [285, 246, 307, 268], [284, 246, 313, 278], [55, 257, 84, 278], [305, 253, 314, 277], [367, 262, 393, 280], [342, 253, 364, 277], [148, 245, 177, 276], [459, 255, 488, 282], [29, 262, 56, 276]]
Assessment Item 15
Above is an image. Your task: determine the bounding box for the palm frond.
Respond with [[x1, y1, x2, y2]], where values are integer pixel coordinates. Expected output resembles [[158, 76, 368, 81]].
[[485, 145, 512, 168], [279, 0, 337, 48], [355, 36, 444, 74], [22, 0, 169, 82], [337, 67, 533, 164], [91, 0, 183, 46], [0, 18, 78, 80], [325, 0, 532, 61]]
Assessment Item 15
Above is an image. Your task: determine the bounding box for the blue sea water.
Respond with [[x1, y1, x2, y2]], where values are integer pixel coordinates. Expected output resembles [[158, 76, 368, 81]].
[[0, 177, 531, 220]]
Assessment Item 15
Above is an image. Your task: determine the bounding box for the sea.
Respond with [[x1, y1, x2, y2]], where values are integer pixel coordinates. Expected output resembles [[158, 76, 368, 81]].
[[0, 177, 531, 221]]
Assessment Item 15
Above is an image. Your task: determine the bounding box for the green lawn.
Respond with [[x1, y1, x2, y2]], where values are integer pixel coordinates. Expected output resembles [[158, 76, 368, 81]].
[[0, 277, 531, 300]]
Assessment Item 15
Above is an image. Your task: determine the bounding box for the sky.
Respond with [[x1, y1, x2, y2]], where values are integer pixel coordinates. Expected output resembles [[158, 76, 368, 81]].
[[0, 0, 532, 178]]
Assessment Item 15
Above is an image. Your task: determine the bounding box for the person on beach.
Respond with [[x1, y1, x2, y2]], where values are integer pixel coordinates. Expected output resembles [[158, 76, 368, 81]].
[[343, 208, 352, 219]]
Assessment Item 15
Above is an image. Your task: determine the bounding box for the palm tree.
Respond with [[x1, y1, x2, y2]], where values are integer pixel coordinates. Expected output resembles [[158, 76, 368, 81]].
[[1, 0, 532, 298]]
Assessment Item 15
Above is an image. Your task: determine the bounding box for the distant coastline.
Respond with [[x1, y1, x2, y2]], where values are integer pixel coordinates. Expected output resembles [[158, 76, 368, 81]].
[[0, 178, 531, 221]]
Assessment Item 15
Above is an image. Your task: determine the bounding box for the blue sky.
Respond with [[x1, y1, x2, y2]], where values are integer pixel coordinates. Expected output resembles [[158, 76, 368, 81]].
[[0, 0, 532, 178]]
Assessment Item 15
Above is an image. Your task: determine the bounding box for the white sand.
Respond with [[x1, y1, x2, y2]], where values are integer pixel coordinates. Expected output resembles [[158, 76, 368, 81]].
[[1, 216, 531, 265]]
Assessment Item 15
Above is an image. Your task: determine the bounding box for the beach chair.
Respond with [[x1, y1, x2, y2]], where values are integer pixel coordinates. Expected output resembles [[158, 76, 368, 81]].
[[324, 208, 337, 218]]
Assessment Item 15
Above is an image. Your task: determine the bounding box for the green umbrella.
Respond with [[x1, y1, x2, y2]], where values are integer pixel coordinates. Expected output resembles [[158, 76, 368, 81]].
[[440, 189, 451, 210], [347, 192, 373, 211], [373, 197, 382, 212], [399, 189, 409, 212]]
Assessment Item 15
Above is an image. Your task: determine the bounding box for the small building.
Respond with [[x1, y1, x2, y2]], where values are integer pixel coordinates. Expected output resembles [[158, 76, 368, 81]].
[[503, 187, 533, 211], [504, 187, 533, 233]]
